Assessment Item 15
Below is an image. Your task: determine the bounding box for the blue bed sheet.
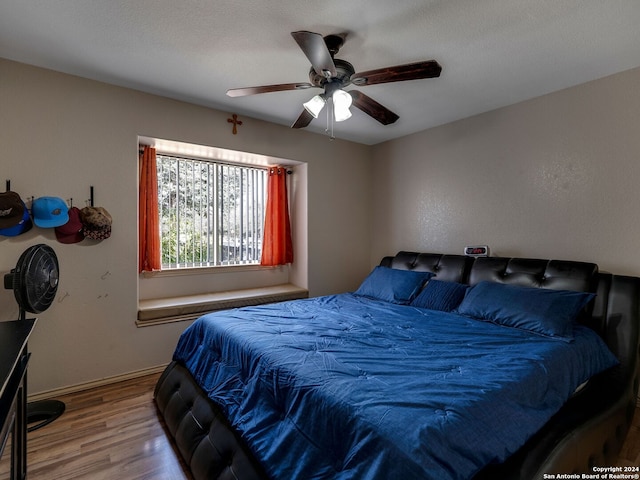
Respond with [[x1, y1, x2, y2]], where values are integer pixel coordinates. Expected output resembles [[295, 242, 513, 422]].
[[173, 293, 618, 480]]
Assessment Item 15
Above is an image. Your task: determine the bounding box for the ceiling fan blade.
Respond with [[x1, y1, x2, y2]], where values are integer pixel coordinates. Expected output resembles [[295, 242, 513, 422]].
[[349, 90, 399, 125], [291, 109, 314, 129], [351, 60, 442, 86], [226, 82, 315, 97], [291, 31, 337, 78]]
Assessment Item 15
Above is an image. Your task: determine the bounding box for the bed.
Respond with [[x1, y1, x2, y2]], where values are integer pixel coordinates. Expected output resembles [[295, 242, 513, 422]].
[[154, 251, 640, 479]]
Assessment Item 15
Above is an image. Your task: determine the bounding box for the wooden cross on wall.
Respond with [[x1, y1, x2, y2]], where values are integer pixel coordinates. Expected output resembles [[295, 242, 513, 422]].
[[227, 114, 243, 134]]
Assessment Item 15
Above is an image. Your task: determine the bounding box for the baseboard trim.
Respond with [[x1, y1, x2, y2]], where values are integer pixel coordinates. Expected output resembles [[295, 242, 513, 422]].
[[28, 364, 168, 402]]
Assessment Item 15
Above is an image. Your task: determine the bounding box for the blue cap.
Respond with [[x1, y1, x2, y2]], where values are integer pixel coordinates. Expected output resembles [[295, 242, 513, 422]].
[[32, 196, 69, 228]]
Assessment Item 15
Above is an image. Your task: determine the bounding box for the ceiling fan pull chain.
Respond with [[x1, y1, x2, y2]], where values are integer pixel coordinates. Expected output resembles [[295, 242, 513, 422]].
[[325, 99, 330, 137], [329, 98, 335, 140]]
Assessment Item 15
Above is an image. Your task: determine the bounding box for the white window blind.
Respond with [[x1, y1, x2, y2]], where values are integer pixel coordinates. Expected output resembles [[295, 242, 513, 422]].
[[156, 154, 267, 268]]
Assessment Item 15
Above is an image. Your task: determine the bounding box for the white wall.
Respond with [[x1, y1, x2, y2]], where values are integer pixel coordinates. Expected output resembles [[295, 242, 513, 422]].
[[0, 58, 373, 394], [371, 66, 640, 277]]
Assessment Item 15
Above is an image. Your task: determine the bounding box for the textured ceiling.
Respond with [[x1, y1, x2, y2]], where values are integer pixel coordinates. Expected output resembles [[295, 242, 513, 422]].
[[1, 0, 639, 145]]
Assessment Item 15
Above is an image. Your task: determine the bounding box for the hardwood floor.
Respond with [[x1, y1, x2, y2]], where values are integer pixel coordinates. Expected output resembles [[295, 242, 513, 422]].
[[2, 373, 639, 478], [25, 373, 192, 480]]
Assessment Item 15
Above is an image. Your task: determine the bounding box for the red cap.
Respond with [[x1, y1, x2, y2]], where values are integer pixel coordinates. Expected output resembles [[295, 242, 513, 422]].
[[55, 207, 84, 244]]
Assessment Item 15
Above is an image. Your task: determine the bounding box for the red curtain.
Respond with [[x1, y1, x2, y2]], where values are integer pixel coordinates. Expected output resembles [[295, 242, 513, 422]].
[[138, 146, 161, 273], [261, 166, 293, 266]]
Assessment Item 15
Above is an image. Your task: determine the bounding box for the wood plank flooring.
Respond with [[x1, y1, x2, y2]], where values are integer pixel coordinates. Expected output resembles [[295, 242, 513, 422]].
[[25, 373, 192, 480], [1, 372, 638, 478]]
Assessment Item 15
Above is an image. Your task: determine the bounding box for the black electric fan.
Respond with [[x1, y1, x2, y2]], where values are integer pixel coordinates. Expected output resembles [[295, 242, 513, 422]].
[[4, 243, 65, 431]]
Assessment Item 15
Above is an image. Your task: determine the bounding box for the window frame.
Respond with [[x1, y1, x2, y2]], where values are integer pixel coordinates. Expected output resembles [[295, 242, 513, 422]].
[[155, 152, 268, 271]]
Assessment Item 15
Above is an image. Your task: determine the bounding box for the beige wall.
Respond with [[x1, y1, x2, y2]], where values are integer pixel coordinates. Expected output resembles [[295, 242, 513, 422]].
[[371, 66, 640, 276], [0, 58, 373, 394], [3, 56, 639, 396]]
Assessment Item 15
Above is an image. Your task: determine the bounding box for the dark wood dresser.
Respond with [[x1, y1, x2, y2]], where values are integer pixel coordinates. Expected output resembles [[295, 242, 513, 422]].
[[0, 319, 36, 480]]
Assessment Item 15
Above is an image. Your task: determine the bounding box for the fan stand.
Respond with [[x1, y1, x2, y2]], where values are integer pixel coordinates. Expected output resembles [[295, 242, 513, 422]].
[[27, 399, 66, 432], [17, 308, 66, 432], [4, 243, 66, 431]]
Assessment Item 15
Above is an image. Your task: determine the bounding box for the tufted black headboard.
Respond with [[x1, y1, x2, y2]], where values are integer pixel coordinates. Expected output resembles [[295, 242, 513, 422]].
[[381, 251, 640, 478], [381, 250, 598, 290], [381, 251, 600, 327]]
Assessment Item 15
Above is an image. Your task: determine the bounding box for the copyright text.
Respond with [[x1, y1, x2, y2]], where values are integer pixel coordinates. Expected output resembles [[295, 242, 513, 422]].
[[542, 466, 640, 479]]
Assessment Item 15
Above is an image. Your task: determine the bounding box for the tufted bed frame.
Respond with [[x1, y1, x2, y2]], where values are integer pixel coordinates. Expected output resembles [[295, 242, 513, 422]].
[[154, 251, 640, 479]]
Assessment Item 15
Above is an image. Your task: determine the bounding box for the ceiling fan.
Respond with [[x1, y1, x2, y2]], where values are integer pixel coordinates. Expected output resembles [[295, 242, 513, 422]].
[[226, 31, 442, 129]]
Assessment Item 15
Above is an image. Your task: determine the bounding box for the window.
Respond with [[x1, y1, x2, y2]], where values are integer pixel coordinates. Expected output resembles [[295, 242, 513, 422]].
[[156, 154, 267, 268]]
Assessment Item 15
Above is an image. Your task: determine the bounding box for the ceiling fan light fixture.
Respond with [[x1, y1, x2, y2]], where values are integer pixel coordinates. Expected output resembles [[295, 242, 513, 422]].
[[303, 94, 326, 118], [332, 89, 352, 122]]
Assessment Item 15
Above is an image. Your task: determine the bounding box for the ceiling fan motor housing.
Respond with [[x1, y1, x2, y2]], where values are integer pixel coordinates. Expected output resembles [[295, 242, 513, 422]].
[[308, 59, 355, 89]]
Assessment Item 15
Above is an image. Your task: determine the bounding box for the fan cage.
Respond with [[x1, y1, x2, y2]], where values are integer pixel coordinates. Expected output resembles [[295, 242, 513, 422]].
[[7, 244, 59, 315]]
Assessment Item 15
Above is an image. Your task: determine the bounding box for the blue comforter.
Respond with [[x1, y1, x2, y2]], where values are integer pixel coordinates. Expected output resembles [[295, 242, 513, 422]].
[[173, 293, 618, 480]]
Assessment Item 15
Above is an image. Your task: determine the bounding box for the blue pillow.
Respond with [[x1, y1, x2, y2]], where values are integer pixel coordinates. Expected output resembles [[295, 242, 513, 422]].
[[410, 280, 469, 312], [456, 281, 595, 341], [354, 266, 433, 304]]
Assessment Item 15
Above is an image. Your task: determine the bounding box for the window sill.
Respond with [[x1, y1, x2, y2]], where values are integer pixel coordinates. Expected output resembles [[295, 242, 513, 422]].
[[136, 283, 308, 327], [141, 263, 279, 278]]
